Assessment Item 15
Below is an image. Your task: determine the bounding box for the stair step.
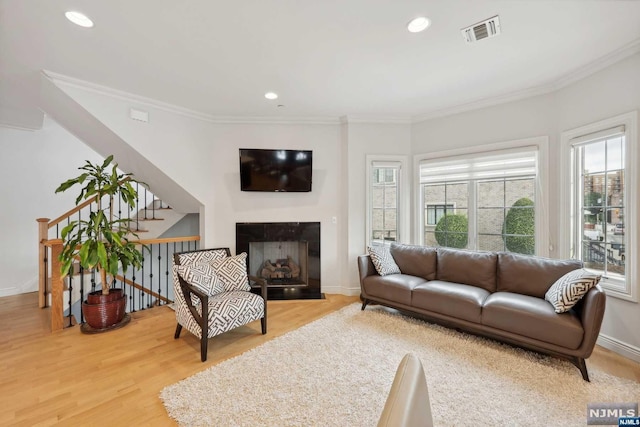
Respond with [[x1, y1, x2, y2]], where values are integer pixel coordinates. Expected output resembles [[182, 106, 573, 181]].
[[136, 217, 165, 221]]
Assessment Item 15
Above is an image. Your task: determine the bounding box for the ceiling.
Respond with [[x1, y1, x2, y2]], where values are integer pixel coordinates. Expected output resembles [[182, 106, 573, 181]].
[[2, 1, 640, 129]]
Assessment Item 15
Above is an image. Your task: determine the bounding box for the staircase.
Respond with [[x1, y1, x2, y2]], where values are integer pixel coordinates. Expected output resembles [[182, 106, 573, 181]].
[[38, 185, 199, 331]]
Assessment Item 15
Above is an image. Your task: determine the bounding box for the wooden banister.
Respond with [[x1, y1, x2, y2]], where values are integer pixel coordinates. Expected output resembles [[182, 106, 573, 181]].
[[132, 235, 200, 245], [45, 239, 65, 332], [47, 177, 139, 229], [37, 218, 49, 308], [114, 274, 172, 305], [47, 197, 97, 229]]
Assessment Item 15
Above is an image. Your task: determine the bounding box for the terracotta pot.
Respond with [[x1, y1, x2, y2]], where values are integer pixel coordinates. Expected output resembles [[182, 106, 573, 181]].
[[83, 289, 127, 329]]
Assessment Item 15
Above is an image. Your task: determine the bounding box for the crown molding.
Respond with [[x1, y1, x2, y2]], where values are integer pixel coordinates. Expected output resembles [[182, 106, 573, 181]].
[[411, 84, 552, 123], [340, 115, 412, 124], [551, 37, 640, 91], [43, 71, 414, 125], [0, 121, 39, 131], [42, 70, 342, 125], [412, 37, 640, 124], [42, 37, 640, 127]]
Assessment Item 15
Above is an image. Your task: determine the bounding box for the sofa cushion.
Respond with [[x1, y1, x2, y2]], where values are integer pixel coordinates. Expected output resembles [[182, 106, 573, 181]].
[[390, 243, 437, 280], [482, 292, 584, 349], [436, 248, 497, 292], [497, 252, 583, 298], [545, 269, 601, 313], [368, 245, 401, 276], [412, 280, 490, 323], [362, 274, 426, 306]]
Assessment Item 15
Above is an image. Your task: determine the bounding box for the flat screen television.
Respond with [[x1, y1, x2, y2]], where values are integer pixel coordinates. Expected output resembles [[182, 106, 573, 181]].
[[239, 149, 313, 192]]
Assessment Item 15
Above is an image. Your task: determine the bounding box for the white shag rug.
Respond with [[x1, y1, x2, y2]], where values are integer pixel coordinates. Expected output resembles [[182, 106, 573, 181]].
[[160, 304, 640, 427]]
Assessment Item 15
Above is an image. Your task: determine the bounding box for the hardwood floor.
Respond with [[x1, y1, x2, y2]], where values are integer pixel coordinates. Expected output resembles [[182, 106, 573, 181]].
[[1, 292, 639, 426]]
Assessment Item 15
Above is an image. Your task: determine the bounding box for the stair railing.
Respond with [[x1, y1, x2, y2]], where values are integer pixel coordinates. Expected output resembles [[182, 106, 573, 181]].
[[41, 235, 200, 331], [37, 184, 166, 308]]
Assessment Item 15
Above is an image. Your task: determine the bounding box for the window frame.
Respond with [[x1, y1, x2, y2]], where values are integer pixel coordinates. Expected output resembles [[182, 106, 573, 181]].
[[560, 111, 638, 301], [366, 155, 410, 247], [425, 203, 455, 226], [413, 136, 549, 256]]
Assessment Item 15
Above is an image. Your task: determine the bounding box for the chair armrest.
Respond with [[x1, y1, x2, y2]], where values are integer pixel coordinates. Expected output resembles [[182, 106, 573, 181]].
[[248, 275, 268, 325], [574, 284, 606, 358], [177, 275, 209, 334], [248, 275, 268, 301]]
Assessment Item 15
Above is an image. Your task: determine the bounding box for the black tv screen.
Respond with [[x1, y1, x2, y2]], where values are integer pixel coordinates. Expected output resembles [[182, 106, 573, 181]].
[[239, 149, 313, 192]]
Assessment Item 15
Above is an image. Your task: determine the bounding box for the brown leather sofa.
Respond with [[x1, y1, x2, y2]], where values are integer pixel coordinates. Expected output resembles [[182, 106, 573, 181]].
[[358, 244, 607, 381]]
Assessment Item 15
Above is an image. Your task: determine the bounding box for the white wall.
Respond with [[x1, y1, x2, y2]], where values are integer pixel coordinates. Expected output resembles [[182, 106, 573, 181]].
[[411, 52, 640, 358], [345, 121, 412, 292], [52, 83, 350, 294], [0, 117, 103, 296], [554, 53, 640, 357], [412, 93, 559, 252]]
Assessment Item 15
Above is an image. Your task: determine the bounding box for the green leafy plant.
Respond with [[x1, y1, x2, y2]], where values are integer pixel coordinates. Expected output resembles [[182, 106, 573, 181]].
[[504, 197, 535, 255], [434, 214, 468, 249], [56, 155, 145, 295]]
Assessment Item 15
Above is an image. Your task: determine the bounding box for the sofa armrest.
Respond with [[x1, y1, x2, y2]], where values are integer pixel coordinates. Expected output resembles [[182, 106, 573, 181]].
[[358, 254, 378, 281], [378, 353, 433, 427], [574, 284, 606, 358]]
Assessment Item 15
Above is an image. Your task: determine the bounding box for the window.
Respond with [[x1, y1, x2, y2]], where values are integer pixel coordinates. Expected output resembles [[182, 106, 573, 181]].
[[426, 204, 454, 225], [371, 164, 399, 243], [561, 111, 637, 301], [366, 156, 409, 246], [576, 133, 625, 278], [374, 168, 396, 184], [417, 138, 547, 255]]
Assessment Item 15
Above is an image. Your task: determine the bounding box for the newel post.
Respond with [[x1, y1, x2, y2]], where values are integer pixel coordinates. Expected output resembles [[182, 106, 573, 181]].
[[37, 218, 50, 309], [49, 239, 65, 332]]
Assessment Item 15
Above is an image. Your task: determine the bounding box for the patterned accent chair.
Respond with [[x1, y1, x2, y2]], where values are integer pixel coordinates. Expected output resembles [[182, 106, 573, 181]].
[[173, 248, 267, 361]]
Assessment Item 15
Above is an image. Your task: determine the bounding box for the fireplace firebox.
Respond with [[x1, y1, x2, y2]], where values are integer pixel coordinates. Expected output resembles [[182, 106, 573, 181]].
[[236, 222, 322, 300]]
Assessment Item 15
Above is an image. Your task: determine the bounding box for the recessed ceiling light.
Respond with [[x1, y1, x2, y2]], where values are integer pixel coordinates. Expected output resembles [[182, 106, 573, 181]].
[[407, 16, 430, 33], [264, 92, 278, 100], [65, 11, 94, 28]]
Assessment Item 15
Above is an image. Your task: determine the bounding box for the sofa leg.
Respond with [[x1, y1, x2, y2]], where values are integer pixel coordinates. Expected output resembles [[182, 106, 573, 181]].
[[174, 323, 182, 339], [361, 298, 370, 311], [573, 357, 590, 382]]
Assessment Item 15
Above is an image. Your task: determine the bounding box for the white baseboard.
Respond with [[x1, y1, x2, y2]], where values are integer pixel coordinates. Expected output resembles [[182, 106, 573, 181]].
[[597, 333, 640, 363], [320, 285, 360, 297], [0, 287, 18, 297]]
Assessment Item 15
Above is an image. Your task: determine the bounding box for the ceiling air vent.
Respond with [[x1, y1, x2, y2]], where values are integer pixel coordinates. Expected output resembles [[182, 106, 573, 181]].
[[462, 15, 501, 44]]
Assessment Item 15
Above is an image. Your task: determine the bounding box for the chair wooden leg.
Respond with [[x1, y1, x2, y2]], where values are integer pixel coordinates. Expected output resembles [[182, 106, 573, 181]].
[[261, 317, 267, 334], [200, 334, 208, 362], [174, 324, 182, 339]]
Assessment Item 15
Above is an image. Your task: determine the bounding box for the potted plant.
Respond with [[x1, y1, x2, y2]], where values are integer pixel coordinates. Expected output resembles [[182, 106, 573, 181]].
[[56, 155, 145, 331]]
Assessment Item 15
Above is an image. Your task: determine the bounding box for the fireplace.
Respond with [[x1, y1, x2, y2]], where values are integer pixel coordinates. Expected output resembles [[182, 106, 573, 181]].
[[236, 222, 322, 300]]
